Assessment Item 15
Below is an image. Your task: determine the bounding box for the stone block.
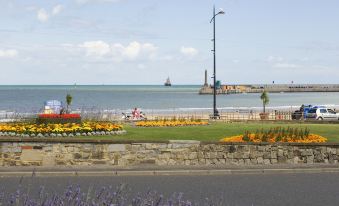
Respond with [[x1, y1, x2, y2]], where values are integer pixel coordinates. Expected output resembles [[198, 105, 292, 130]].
[[20, 150, 43, 162], [287, 152, 294, 159], [67, 147, 75, 152], [21, 146, 33, 150], [242, 152, 250, 159], [249, 151, 257, 159], [168, 159, 176, 165], [131, 144, 143, 151], [234, 152, 243, 159], [198, 159, 206, 165], [329, 154, 335, 164], [55, 160, 67, 165], [12, 147, 22, 153], [293, 157, 300, 164], [328, 148, 337, 155], [237, 159, 245, 165], [263, 159, 271, 165], [277, 156, 287, 164], [82, 152, 90, 159], [43, 146, 53, 152], [270, 151, 277, 159], [74, 153, 82, 159], [156, 159, 168, 165], [108, 144, 126, 152], [301, 150, 312, 156], [42, 155, 55, 166], [307, 156, 314, 164], [271, 159, 278, 164], [92, 151, 104, 159], [277, 150, 284, 157], [92, 160, 107, 164], [169, 140, 200, 144], [191, 159, 199, 165], [188, 152, 198, 160], [1, 147, 10, 153], [263, 152, 270, 159]]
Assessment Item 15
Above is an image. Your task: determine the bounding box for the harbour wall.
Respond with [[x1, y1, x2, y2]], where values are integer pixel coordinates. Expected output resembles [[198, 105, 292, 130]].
[[1, 138, 339, 167], [199, 84, 339, 94]]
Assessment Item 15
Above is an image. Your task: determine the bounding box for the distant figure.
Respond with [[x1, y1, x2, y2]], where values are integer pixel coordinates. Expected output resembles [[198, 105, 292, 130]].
[[249, 110, 254, 119], [132, 108, 140, 119], [214, 109, 220, 119], [59, 107, 65, 115]]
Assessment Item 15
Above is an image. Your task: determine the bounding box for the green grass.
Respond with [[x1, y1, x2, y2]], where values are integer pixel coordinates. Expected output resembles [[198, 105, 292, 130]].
[[83, 122, 339, 142]]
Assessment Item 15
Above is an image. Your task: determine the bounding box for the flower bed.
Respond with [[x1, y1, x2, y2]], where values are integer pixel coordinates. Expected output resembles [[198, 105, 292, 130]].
[[37, 114, 81, 124], [220, 127, 327, 143], [0, 122, 125, 137], [135, 120, 208, 127], [38, 114, 81, 118]]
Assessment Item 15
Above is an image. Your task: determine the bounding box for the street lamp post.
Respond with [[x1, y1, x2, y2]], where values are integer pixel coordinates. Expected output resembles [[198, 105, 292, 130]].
[[210, 6, 224, 118]]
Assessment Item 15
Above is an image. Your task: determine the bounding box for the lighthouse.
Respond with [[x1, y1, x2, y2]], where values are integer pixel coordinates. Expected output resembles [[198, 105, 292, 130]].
[[204, 69, 208, 87]]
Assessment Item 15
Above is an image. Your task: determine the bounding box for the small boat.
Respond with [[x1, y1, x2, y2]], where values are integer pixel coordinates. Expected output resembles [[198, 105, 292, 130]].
[[164, 77, 171, 86]]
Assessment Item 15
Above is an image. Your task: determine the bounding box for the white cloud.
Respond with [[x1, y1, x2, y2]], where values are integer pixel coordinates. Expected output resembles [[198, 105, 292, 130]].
[[52, 5, 63, 15], [75, 0, 121, 4], [37, 8, 49, 22], [273, 63, 300, 69], [36, 5, 63, 23], [80, 41, 111, 57], [180, 46, 198, 57], [0, 49, 18, 58], [79, 41, 158, 62]]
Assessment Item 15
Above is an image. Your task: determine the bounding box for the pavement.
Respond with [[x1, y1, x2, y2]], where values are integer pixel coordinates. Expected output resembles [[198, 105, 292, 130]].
[[1, 164, 339, 176], [1, 165, 339, 205], [1, 171, 339, 205]]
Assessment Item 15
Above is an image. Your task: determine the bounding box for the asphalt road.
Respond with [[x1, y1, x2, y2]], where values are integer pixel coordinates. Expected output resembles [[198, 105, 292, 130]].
[[1, 173, 339, 205]]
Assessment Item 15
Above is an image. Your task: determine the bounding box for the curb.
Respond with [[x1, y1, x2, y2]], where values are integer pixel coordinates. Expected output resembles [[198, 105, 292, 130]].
[[1, 168, 339, 177]]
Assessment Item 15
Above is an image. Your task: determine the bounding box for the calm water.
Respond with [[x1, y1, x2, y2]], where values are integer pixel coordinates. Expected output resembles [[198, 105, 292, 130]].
[[0, 85, 339, 113]]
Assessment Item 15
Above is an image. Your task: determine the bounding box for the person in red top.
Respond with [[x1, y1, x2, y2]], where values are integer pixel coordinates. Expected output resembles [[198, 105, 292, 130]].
[[132, 108, 140, 119]]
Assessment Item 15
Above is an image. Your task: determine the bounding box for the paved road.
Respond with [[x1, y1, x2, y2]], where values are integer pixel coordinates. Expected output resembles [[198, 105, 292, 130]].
[[1, 173, 339, 205]]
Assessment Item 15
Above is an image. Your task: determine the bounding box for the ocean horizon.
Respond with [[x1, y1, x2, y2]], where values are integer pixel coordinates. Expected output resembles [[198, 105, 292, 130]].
[[1, 85, 339, 113]]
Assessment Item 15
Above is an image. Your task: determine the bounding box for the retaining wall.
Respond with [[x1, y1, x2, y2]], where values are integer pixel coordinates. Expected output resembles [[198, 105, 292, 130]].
[[1, 138, 339, 167]]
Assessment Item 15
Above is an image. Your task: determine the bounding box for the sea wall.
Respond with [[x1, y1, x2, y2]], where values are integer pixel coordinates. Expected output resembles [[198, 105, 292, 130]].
[[1, 139, 339, 167]]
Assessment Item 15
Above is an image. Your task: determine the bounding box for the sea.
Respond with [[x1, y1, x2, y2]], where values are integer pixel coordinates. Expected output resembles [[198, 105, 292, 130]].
[[0, 85, 339, 115]]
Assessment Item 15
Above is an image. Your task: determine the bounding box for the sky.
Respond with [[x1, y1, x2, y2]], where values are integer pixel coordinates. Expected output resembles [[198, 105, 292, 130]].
[[0, 0, 339, 85]]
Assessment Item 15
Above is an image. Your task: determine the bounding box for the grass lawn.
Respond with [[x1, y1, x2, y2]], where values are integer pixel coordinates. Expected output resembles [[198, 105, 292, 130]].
[[86, 122, 339, 142]]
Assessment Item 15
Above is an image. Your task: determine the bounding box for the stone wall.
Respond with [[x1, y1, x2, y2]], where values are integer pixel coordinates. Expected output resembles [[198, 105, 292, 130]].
[[1, 139, 339, 167]]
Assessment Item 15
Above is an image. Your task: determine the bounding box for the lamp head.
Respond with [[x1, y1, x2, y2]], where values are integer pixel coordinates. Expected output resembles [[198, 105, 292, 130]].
[[218, 8, 225, 15]]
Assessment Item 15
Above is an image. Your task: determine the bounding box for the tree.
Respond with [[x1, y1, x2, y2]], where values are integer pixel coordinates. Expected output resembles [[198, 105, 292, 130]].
[[260, 90, 269, 113], [66, 94, 73, 113]]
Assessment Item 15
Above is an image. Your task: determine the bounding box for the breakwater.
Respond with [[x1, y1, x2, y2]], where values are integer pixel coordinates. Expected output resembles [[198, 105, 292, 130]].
[[199, 84, 339, 94], [1, 139, 339, 167]]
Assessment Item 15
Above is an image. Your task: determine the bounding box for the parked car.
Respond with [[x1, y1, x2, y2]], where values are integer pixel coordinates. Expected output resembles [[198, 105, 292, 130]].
[[291, 104, 313, 120], [306, 107, 339, 121]]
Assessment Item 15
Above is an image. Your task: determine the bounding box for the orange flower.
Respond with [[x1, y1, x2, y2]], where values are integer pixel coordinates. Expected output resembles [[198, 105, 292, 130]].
[[220, 133, 327, 143]]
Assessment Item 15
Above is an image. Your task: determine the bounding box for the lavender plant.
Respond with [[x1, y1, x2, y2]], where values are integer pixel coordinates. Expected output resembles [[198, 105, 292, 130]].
[[0, 179, 224, 206]]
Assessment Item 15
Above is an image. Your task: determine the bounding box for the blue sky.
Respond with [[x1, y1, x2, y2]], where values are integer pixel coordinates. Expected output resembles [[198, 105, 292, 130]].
[[0, 0, 339, 85]]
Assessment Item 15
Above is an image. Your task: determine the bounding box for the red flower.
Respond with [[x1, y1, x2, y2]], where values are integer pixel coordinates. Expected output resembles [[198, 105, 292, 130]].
[[38, 114, 81, 119]]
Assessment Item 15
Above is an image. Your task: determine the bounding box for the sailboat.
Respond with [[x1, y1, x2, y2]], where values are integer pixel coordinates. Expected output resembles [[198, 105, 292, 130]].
[[164, 77, 171, 86]]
